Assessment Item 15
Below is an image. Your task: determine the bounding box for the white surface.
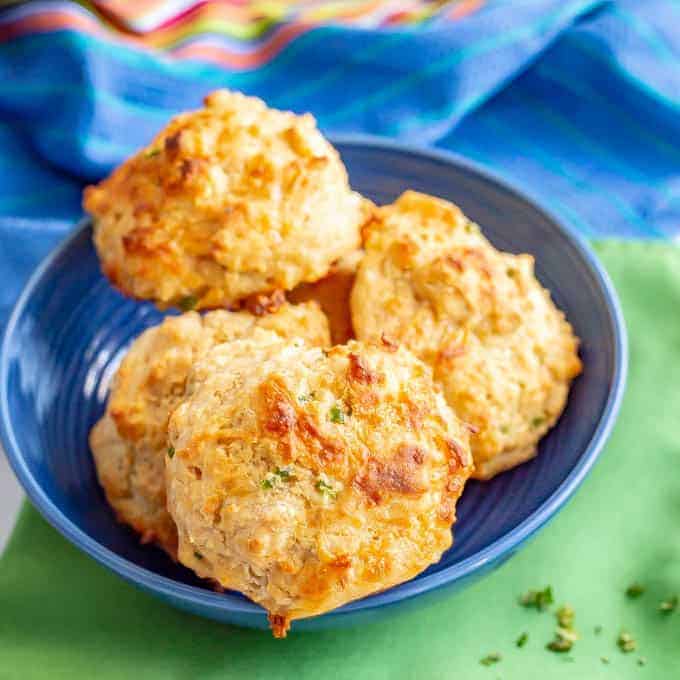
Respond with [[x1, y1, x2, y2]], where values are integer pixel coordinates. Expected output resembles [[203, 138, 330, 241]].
[[0, 444, 23, 554]]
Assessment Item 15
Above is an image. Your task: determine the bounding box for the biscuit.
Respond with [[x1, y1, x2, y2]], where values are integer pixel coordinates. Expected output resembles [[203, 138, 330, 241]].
[[89, 302, 330, 557], [84, 90, 365, 310], [166, 337, 473, 635], [351, 191, 582, 479]]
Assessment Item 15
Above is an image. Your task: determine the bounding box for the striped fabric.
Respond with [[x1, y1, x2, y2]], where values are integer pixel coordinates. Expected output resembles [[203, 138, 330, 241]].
[[1, 1, 485, 62], [1, 0, 679, 329], [91, 1, 482, 35]]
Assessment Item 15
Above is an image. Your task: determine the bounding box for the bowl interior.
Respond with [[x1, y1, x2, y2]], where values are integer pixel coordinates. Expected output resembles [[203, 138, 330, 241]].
[[1, 140, 623, 614]]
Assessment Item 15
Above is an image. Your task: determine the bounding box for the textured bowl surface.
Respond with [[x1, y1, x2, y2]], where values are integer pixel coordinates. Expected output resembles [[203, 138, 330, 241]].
[[0, 137, 627, 632]]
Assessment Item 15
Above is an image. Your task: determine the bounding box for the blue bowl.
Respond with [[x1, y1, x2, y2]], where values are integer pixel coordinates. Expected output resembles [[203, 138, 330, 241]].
[[0, 138, 627, 632]]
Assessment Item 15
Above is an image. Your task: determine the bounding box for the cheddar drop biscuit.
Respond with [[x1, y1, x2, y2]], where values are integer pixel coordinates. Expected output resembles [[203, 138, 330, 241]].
[[84, 90, 365, 310], [166, 337, 472, 635], [351, 191, 581, 479], [89, 302, 330, 557]]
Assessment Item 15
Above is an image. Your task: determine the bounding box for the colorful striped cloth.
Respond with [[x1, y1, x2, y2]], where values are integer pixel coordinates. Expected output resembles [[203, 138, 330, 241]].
[[1, 0, 679, 330]]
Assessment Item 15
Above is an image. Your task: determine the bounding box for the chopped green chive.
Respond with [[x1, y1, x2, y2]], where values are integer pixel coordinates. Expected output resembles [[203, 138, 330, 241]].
[[274, 467, 293, 481], [519, 586, 554, 611], [479, 652, 501, 666], [626, 583, 645, 599], [261, 467, 295, 490], [559, 627, 578, 641], [546, 634, 574, 654], [316, 479, 337, 499], [617, 631, 636, 653], [329, 404, 346, 424], [193, 551, 203, 560], [178, 295, 198, 311], [531, 416, 546, 428], [659, 595, 678, 614], [515, 632, 528, 648], [167, 446, 175, 458], [556, 604, 575, 629], [547, 604, 577, 654], [637, 657, 647, 667], [144, 148, 161, 158], [600, 656, 610, 665], [594, 625, 603, 635]]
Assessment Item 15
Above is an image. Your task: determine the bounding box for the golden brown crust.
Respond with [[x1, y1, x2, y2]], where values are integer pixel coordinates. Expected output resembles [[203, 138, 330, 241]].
[[351, 191, 582, 479], [165, 339, 473, 633], [84, 90, 364, 309], [268, 614, 291, 639], [89, 302, 330, 557], [288, 249, 365, 345]]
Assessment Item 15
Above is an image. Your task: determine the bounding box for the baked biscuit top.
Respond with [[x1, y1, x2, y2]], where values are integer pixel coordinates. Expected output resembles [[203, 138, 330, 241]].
[[351, 191, 582, 479], [166, 337, 473, 636], [84, 90, 365, 309]]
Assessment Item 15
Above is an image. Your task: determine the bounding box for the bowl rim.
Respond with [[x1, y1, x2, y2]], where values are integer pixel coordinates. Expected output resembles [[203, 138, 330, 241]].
[[0, 135, 628, 620]]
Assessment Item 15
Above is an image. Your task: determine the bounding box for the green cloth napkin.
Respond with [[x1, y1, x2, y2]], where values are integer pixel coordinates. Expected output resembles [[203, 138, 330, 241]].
[[1, 241, 679, 680]]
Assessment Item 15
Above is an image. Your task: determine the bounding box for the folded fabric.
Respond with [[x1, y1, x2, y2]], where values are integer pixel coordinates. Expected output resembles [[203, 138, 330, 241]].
[[90, 0, 465, 35], [1, 0, 680, 332], [1, 241, 679, 679]]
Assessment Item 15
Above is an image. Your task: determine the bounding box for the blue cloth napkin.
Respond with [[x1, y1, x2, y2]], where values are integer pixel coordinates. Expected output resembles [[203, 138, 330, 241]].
[[1, 0, 679, 330]]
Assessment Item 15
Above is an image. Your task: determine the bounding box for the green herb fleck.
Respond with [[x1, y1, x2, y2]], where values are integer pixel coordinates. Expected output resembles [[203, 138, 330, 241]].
[[638, 657, 647, 667], [626, 583, 645, 599], [556, 604, 575, 629], [546, 633, 574, 654], [274, 466, 293, 481], [519, 586, 554, 611], [600, 656, 610, 665], [480, 653, 501, 666], [316, 479, 337, 499], [167, 446, 175, 458], [178, 295, 198, 311], [659, 595, 678, 614], [531, 416, 546, 429], [145, 148, 161, 158], [548, 606, 578, 654], [515, 632, 528, 648], [617, 631, 636, 653], [594, 625, 603, 635], [261, 467, 295, 490], [298, 392, 316, 403], [193, 551, 203, 560], [329, 404, 346, 424]]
